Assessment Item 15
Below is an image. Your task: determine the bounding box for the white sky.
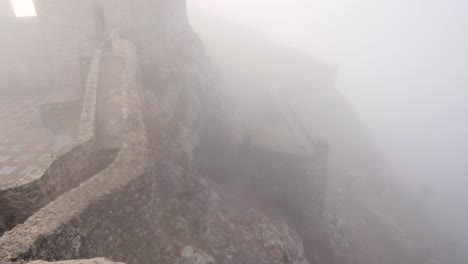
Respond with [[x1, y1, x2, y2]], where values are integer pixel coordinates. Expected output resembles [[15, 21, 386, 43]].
[[10, 0, 36, 17]]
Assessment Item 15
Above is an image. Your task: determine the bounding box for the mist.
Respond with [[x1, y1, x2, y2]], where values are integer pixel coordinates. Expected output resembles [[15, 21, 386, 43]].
[[187, 0, 468, 260], [1, 0, 467, 263]]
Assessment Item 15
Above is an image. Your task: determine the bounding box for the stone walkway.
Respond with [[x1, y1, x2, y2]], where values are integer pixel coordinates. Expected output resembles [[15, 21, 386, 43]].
[[96, 50, 124, 149], [0, 97, 68, 185]]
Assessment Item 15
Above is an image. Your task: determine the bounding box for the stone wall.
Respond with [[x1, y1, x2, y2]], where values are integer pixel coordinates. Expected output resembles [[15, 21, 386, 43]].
[[195, 100, 328, 226], [0, 49, 117, 235], [0, 2, 328, 262], [31, 0, 187, 94], [28, 258, 124, 264], [0, 36, 314, 264], [239, 144, 327, 222], [0, 37, 152, 264], [0, 0, 187, 96]]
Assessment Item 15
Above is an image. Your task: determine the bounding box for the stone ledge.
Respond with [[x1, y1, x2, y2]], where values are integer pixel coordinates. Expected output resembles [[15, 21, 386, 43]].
[[0, 50, 105, 235], [28, 258, 125, 264], [0, 49, 102, 192], [0, 38, 151, 263]]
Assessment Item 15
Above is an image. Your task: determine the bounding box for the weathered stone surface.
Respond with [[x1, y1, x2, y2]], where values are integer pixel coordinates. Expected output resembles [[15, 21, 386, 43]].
[[0, 38, 152, 263], [0, 50, 115, 235], [28, 258, 124, 264], [156, 163, 310, 264], [0, 2, 328, 264], [0, 35, 318, 264], [175, 246, 214, 264]]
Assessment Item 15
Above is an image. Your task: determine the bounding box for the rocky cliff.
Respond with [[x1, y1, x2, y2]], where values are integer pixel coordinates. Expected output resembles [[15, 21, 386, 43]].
[[189, 8, 462, 264], [0, 1, 327, 264]]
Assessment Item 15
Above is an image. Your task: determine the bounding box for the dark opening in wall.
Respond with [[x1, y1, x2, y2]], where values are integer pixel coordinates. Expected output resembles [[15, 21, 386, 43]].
[[93, 6, 107, 33], [10, 0, 36, 17]]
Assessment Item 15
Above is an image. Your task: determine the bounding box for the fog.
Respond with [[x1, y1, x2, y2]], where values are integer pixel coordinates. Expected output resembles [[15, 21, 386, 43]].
[[188, 0, 468, 257], [1, 0, 467, 262]]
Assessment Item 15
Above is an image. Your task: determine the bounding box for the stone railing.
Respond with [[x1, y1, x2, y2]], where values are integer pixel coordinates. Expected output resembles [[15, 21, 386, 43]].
[[0, 49, 117, 235], [0, 37, 150, 264]]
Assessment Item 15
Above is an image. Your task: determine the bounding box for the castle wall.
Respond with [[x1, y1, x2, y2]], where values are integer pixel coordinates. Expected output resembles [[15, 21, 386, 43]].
[[29, 258, 124, 264], [240, 142, 328, 224], [0, 37, 311, 264], [0, 37, 152, 263], [0, 0, 187, 96], [31, 0, 187, 95], [0, 2, 328, 263], [0, 49, 115, 235]]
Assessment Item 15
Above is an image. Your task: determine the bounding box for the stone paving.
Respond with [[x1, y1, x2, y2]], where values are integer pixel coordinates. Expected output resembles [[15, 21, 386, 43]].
[[0, 97, 68, 185]]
